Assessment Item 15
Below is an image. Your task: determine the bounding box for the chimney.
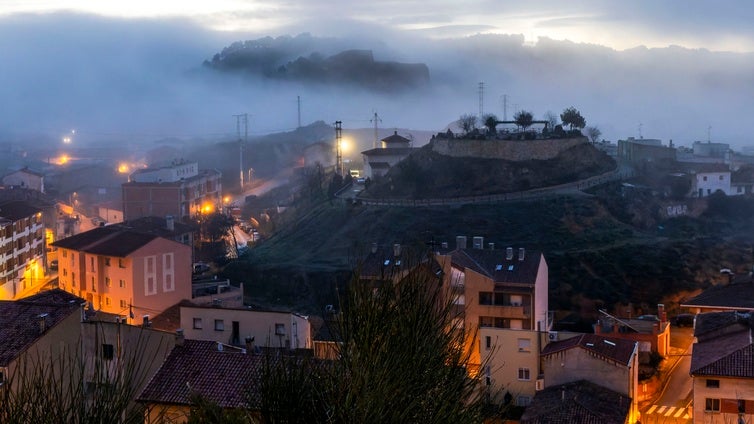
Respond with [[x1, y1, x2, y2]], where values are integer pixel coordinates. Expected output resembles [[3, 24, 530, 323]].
[[456, 236, 467, 249], [371, 242, 378, 254], [658, 304, 666, 323], [473, 236, 484, 249], [441, 241, 448, 249], [38, 313, 48, 333], [506, 247, 513, 260], [518, 248, 525, 261], [393, 243, 401, 257], [165, 215, 175, 231], [175, 329, 184, 346], [488, 242, 495, 250], [245, 336, 255, 355], [142, 315, 150, 328]]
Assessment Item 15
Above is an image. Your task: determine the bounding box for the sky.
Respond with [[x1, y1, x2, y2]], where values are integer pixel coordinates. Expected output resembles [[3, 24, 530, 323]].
[[1, 1, 753, 148]]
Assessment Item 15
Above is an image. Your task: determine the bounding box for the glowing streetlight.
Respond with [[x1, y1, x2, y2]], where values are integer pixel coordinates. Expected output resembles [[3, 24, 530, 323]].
[[117, 163, 130, 174]]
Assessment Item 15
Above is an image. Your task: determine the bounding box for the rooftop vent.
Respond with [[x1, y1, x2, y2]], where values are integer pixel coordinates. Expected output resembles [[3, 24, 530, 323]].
[[518, 248, 525, 261], [38, 313, 49, 333], [393, 243, 401, 257], [456, 236, 467, 250], [441, 241, 448, 249], [488, 242, 495, 250], [506, 247, 513, 260], [473, 236, 484, 250]]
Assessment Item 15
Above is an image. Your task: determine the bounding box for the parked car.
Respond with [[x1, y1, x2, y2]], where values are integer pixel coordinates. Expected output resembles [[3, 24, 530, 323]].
[[671, 313, 695, 327]]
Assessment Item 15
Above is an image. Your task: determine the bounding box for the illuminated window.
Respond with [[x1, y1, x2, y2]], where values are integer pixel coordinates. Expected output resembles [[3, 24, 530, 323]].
[[518, 338, 531, 352]]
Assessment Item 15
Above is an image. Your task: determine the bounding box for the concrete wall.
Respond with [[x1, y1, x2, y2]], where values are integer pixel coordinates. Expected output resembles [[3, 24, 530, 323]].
[[431, 137, 587, 161]]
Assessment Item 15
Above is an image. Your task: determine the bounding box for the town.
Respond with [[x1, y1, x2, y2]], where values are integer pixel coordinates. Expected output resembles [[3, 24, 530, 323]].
[[1, 106, 753, 423]]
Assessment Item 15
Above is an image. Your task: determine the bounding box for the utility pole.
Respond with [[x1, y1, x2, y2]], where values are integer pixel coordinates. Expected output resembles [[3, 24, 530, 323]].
[[297, 96, 301, 128], [370, 111, 382, 149], [335, 121, 343, 176], [708, 125, 712, 143], [478, 82, 484, 117], [501, 94, 508, 121], [233, 113, 248, 189]]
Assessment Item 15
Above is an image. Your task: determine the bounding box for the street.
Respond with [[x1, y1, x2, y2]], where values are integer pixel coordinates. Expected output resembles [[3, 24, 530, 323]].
[[641, 326, 694, 423]]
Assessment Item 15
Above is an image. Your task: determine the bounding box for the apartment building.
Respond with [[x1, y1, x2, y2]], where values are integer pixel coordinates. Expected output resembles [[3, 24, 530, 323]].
[[0, 200, 46, 300], [52, 226, 192, 320]]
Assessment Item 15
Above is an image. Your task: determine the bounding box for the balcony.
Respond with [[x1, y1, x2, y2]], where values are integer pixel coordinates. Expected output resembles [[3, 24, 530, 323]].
[[477, 304, 528, 319]]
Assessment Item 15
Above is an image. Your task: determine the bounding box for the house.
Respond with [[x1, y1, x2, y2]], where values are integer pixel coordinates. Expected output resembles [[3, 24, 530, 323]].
[[361, 131, 417, 178], [0, 289, 83, 389], [540, 333, 639, 422], [122, 160, 222, 221], [617, 137, 676, 165], [436, 239, 550, 402], [520, 380, 632, 424], [690, 311, 754, 423], [594, 307, 671, 357], [682, 273, 754, 313], [2, 167, 45, 193], [687, 163, 731, 197], [0, 200, 47, 300], [137, 339, 264, 423], [52, 226, 192, 321], [179, 303, 311, 350]]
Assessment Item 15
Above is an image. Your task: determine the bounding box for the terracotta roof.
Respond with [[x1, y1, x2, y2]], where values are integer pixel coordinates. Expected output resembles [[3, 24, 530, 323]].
[[381, 131, 411, 145], [451, 247, 543, 285], [520, 380, 631, 424], [51, 226, 160, 257], [0, 289, 83, 367], [691, 311, 754, 377], [0, 200, 41, 221], [137, 339, 264, 409], [541, 334, 636, 366], [682, 280, 754, 311]]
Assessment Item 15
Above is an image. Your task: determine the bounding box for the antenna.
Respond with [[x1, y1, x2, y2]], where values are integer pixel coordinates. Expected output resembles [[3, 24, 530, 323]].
[[478, 82, 484, 117], [501, 94, 508, 121], [638, 123, 643, 139], [233, 114, 248, 189], [334, 121, 343, 176], [370, 111, 382, 149]]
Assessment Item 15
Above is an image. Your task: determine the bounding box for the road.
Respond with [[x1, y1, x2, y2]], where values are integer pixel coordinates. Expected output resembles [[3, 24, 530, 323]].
[[228, 170, 292, 206], [642, 326, 694, 423]]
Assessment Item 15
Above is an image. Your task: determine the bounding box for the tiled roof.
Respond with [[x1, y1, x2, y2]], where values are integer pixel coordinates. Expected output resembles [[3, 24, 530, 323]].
[[381, 131, 411, 145], [361, 147, 416, 157], [520, 380, 631, 424], [51, 226, 160, 257], [693, 311, 754, 341], [0, 289, 83, 367], [112, 216, 196, 237], [541, 334, 636, 366], [0, 200, 41, 221], [137, 339, 264, 409], [691, 311, 754, 377], [451, 247, 542, 285], [682, 280, 754, 311]]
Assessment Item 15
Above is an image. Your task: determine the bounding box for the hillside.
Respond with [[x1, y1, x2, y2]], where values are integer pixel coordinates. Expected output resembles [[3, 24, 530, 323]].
[[363, 141, 615, 199]]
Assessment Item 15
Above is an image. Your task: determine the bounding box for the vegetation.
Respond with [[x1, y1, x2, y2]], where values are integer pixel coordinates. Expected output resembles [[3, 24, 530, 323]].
[[482, 113, 498, 135], [586, 126, 602, 143], [458, 114, 478, 135], [513, 110, 534, 131], [560, 107, 586, 130]]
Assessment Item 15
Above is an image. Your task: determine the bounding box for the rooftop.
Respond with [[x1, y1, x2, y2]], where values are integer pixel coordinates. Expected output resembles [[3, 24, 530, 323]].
[[51, 226, 161, 257], [541, 333, 637, 367], [361, 147, 416, 157], [0, 289, 83, 367], [112, 216, 196, 237], [691, 311, 754, 378], [0, 200, 41, 221], [520, 380, 631, 424], [450, 247, 543, 285], [681, 278, 754, 311]]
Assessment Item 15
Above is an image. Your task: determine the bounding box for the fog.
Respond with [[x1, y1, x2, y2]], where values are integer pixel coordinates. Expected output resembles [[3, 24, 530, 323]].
[[1, 12, 753, 150]]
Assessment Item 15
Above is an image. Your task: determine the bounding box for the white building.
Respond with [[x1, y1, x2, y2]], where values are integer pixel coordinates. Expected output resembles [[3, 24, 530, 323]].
[[0, 201, 46, 300], [689, 164, 731, 197]]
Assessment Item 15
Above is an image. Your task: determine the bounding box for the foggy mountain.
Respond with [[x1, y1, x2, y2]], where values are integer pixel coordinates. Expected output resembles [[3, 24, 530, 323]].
[[1, 13, 753, 150]]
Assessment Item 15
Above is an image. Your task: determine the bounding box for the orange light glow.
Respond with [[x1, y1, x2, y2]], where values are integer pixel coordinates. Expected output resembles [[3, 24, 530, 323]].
[[118, 163, 130, 174], [57, 155, 69, 165], [202, 204, 214, 214]]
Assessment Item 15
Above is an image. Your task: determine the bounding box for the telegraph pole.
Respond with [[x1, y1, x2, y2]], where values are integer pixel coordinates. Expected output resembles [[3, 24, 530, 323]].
[[501, 94, 508, 121], [233, 113, 248, 188], [335, 121, 343, 176], [370, 112, 382, 149], [478, 82, 484, 117]]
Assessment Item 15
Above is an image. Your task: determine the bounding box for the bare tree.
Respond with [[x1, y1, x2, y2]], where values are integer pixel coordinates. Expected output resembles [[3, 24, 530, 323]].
[[543, 111, 559, 131], [458, 114, 478, 135], [586, 126, 602, 143]]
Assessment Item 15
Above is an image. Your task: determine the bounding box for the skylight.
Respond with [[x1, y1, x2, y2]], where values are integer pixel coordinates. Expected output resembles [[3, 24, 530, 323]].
[[495, 265, 502, 271], [508, 265, 514, 271]]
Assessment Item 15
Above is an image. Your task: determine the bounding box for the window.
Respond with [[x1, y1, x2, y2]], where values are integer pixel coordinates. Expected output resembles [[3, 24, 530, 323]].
[[706, 379, 719, 388], [105, 277, 111, 287], [120, 300, 127, 308], [275, 323, 285, 335], [739, 399, 746, 414], [105, 297, 111, 306], [72, 272, 76, 287], [517, 368, 531, 381], [479, 292, 493, 305], [719, 175, 724, 181], [90, 257, 94, 271], [703, 176, 708, 181], [704, 398, 720, 412], [63, 269, 67, 277], [91, 276, 96, 292], [102, 344, 114, 360], [518, 338, 531, 352], [517, 396, 531, 407], [118, 258, 125, 268], [485, 336, 491, 350], [119, 279, 126, 288], [62, 250, 67, 258], [214, 319, 224, 331], [104, 258, 111, 266], [193, 318, 203, 329]]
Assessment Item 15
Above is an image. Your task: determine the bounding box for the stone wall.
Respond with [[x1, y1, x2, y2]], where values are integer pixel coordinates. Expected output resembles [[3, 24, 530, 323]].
[[431, 136, 588, 161]]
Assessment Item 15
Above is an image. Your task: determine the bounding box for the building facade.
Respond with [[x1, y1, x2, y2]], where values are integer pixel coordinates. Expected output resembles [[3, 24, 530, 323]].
[[52, 227, 192, 320], [0, 201, 46, 300], [122, 161, 222, 221], [2, 167, 45, 193]]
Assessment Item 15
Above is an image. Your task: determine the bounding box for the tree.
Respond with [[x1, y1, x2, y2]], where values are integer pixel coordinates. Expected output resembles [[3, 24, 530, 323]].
[[560, 107, 586, 130], [543, 110, 559, 131], [482, 113, 499, 135], [513, 110, 534, 131], [586, 126, 602, 143], [255, 253, 490, 423], [458, 114, 478, 135], [203, 212, 239, 258]]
